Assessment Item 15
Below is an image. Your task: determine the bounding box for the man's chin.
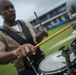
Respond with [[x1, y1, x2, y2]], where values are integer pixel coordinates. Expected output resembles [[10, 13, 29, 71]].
[[9, 17, 16, 22], [9, 19, 15, 23]]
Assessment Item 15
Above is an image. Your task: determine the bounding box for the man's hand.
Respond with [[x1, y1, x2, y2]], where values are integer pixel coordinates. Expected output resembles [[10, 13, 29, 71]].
[[40, 28, 48, 37], [36, 28, 48, 43], [12, 44, 36, 58]]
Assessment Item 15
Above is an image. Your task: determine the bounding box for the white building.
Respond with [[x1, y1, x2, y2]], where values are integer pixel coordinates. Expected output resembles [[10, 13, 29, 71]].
[[26, 0, 76, 33]]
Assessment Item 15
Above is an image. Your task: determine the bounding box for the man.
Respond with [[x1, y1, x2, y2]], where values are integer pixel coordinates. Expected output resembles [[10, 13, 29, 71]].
[[0, 0, 48, 75]]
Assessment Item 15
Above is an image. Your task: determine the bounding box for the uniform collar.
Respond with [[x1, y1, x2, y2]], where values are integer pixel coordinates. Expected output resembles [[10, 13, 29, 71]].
[[3, 21, 23, 33]]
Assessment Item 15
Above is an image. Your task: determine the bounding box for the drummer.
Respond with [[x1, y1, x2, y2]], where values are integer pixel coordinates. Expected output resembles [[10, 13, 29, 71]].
[[0, 0, 48, 75]]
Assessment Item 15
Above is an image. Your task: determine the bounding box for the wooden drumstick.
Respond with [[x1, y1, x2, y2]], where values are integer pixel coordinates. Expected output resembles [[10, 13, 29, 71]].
[[17, 24, 72, 59], [34, 24, 72, 49], [34, 11, 44, 30]]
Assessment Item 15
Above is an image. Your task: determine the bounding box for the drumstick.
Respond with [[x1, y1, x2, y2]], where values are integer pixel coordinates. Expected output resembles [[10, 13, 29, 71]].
[[34, 24, 72, 49], [34, 12, 44, 30]]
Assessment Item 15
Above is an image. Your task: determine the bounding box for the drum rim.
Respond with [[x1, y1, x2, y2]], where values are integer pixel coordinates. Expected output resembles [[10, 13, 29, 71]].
[[39, 51, 75, 71], [39, 51, 62, 66], [39, 51, 67, 72], [39, 66, 67, 73], [39, 51, 76, 74]]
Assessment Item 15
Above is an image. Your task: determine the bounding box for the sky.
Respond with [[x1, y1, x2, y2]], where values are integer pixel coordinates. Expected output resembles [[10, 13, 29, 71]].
[[0, 0, 76, 25]]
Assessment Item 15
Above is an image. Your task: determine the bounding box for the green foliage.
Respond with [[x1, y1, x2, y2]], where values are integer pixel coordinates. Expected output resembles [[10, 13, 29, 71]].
[[0, 63, 17, 75], [70, 5, 76, 14]]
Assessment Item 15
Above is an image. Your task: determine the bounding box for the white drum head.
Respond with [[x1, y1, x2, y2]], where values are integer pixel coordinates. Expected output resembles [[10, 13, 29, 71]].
[[39, 51, 75, 73]]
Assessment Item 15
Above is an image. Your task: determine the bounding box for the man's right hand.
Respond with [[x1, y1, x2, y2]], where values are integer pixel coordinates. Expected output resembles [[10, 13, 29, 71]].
[[12, 44, 36, 58]]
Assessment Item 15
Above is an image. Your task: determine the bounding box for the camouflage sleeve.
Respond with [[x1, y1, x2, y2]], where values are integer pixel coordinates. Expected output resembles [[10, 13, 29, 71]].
[[0, 34, 6, 51]]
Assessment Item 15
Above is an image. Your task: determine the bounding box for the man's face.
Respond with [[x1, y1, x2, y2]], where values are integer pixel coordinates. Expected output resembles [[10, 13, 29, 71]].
[[0, 0, 16, 22]]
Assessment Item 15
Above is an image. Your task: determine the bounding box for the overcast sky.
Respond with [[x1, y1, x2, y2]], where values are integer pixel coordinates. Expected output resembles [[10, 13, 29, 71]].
[[0, 0, 76, 25]]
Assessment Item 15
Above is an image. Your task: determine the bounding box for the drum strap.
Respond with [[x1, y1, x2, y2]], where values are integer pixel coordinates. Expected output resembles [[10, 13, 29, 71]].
[[0, 25, 28, 44], [0, 20, 35, 45]]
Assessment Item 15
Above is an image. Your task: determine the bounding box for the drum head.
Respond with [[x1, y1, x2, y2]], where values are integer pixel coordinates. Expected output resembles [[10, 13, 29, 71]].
[[39, 51, 75, 73]]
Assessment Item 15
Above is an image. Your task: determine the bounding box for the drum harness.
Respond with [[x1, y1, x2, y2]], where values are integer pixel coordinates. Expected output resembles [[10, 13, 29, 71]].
[[0, 20, 44, 75]]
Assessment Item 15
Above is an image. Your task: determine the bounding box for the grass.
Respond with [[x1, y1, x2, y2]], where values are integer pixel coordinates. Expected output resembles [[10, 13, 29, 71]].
[[45, 38, 74, 56], [0, 63, 18, 75], [0, 20, 76, 75], [40, 21, 74, 52]]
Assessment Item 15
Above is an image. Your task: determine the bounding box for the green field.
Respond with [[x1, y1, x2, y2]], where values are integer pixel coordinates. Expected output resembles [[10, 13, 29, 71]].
[[40, 21, 75, 56], [0, 20, 76, 75]]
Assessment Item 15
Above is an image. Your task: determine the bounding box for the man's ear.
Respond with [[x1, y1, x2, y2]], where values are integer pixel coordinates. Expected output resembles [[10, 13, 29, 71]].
[[0, 11, 1, 15], [0, 10, 1, 15]]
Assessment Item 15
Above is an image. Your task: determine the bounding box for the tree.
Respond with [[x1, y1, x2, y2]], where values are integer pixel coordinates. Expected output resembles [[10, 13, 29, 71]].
[[70, 5, 76, 14]]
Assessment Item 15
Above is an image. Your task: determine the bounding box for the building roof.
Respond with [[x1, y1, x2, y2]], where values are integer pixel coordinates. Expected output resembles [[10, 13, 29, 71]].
[[26, 0, 66, 22]]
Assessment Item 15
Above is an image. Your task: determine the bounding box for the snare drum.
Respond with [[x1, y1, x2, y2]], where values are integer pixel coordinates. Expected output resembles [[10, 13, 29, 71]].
[[39, 51, 75, 75]]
